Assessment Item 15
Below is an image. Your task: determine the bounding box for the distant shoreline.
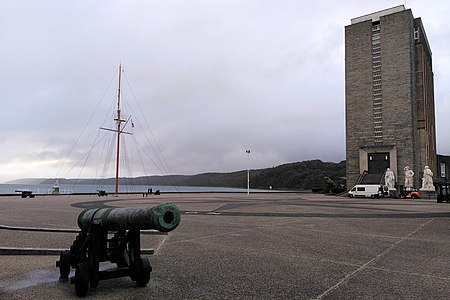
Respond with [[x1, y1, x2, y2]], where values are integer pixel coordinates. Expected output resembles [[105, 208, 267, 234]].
[[0, 183, 297, 196]]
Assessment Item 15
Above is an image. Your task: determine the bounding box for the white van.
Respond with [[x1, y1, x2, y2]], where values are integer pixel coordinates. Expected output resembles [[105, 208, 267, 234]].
[[348, 184, 383, 198]]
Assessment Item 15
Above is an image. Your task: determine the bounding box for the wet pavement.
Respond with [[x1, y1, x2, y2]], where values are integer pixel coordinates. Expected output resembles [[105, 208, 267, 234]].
[[1, 193, 450, 299]]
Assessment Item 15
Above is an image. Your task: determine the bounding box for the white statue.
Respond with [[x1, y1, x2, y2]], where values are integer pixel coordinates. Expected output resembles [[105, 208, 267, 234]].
[[384, 168, 395, 190], [420, 166, 435, 191], [404, 166, 414, 190]]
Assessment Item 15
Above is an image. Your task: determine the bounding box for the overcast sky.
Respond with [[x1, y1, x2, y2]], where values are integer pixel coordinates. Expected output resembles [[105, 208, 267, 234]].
[[0, 0, 449, 183]]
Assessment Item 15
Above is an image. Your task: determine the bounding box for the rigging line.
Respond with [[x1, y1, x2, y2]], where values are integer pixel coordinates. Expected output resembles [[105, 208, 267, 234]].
[[95, 131, 115, 190], [123, 73, 175, 176], [137, 147, 148, 186], [121, 72, 181, 194], [93, 129, 110, 189], [119, 93, 169, 176], [121, 136, 134, 193], [132, 136, 182, 194], [61, 132, 99, 178], [132, 136, 164, 175], [93, 103, 118, 192], [132, 134, 153, 187], [121, 96, 169, 172], [80, 129, 114, 193], [62, 130, 109, 183], [100, 96, 119, 129], [68, 131, 108, 194], [54, 71, 117, 179], [133, 134, 150, 186], [121, 97, 171, 177]]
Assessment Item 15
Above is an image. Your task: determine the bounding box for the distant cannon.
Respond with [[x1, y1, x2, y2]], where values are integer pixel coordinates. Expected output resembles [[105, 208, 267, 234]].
[[56, 203, 181, 297], [15, 190, 35, 198], [96, 190, 108, 197]]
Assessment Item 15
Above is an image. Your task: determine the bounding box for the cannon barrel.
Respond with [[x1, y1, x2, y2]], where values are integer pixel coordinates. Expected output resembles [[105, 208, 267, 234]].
[[77, 203, 180, 232]]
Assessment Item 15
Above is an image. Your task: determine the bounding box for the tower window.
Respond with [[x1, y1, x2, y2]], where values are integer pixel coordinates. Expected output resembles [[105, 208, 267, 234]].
[[414, 29, 419, 40]]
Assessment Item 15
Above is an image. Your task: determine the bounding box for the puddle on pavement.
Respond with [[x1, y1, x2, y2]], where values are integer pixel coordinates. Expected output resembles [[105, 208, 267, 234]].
[[0, 268, 67, 291], [1, 262, 122, 292]]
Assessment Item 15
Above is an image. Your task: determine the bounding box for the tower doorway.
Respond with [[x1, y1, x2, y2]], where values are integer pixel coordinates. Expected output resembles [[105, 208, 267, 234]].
[[368, 153, 390, 174]]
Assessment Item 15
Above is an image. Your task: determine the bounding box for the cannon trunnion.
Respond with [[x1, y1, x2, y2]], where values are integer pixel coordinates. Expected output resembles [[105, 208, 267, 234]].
[[56, 203, 180, 297]]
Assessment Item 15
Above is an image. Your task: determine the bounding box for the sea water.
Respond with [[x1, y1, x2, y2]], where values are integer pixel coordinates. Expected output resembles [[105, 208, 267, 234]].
[[0, 183, 270, 195]]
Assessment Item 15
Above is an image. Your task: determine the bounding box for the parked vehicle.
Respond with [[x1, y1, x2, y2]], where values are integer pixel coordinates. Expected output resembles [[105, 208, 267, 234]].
[[398, 186, 420, 199], [399, 190, 420, 199], [348, 185, 383, 198]]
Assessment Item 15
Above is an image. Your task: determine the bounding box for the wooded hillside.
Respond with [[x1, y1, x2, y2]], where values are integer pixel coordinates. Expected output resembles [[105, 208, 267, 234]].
[[17, 159, 346, 191]]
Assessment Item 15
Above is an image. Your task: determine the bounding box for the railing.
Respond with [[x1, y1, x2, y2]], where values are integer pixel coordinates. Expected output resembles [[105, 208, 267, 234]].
[[380, 170, 387, 185], [355, 170, 368, 185]]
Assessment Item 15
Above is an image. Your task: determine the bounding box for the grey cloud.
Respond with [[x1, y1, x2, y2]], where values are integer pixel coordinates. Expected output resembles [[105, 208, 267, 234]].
[[0, 0, 448, 182]]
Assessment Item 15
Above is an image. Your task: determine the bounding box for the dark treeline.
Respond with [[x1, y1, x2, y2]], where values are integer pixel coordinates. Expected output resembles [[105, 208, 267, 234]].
[[35, 160, 346, 191]]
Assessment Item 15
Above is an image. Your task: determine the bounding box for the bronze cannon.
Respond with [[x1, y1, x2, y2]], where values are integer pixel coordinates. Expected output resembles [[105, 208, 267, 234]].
[[56, 203, 180, 297]]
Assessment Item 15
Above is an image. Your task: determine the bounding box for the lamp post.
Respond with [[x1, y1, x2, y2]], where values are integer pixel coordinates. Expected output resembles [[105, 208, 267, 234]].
[[246, 150, 251, 195]]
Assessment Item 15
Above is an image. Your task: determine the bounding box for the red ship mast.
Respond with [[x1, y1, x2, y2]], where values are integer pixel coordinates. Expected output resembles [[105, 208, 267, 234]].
[[99, 65, 133, 196], [114, 64, 122, 195]]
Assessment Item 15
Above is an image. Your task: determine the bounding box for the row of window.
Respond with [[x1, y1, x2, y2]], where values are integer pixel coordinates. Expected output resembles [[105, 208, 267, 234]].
[[372, 23, 382, 142]]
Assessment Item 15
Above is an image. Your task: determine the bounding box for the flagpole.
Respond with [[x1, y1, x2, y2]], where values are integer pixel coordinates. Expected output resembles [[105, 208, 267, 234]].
[[246, 150, 250, 195]]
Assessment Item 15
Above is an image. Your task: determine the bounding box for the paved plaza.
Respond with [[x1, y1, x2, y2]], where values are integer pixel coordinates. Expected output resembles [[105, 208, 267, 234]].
[[1, 192, 450, 299]]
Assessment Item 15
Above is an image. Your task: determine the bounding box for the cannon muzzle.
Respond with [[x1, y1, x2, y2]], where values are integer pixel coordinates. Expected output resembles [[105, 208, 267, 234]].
[[77, 203, 180, 232]]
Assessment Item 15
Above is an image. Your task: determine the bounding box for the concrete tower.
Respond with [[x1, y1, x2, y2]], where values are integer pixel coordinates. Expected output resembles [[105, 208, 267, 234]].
[[345, 5, 436, 189]]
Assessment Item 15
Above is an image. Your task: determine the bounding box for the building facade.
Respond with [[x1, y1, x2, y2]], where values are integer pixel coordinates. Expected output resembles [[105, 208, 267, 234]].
[[437, 155, 450, 182], [345, 5, 436, 189]]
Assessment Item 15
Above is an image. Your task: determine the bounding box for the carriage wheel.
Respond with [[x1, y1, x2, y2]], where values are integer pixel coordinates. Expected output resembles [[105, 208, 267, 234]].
[[135, 256, 152, 287], [56, 250, 71, 279], [75, 263, 90, 297]]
